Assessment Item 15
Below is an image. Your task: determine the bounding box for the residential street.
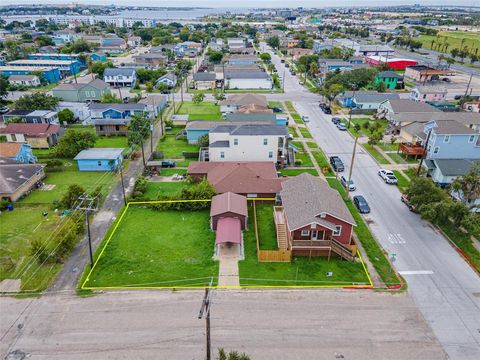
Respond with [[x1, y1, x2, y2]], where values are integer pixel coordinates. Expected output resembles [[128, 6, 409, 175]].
[[0, 290, 446, 360], [263, 47, 480, 360]]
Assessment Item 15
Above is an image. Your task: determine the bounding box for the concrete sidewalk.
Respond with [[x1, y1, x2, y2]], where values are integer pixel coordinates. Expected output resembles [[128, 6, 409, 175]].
[[217, 244, 240, 287]]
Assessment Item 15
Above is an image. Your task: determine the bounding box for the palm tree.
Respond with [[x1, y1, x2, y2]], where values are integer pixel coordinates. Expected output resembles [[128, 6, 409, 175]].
[[443, 42, 450, 53], [451, 48, 460, 59], [430, 39, 435, 49], [446, 57, 455, 68]]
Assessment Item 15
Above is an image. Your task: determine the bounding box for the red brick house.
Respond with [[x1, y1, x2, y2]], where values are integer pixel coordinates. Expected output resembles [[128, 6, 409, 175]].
[[275, 173, 357, 260], [187, 162, 283, 198]]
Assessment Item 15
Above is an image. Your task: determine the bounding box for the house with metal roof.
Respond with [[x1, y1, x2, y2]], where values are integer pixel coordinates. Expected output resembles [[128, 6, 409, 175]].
[[274, 173, 357, 260], [224, 70, 272, 90], [8, 74, 41, 87], [0, 158, 45, 202], [74, 148, 124, 171]]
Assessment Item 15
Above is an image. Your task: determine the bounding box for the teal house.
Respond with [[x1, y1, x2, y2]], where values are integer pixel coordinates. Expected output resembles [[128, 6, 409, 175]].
[[74, 148, 124, 172], [375, 71, 403, 90]]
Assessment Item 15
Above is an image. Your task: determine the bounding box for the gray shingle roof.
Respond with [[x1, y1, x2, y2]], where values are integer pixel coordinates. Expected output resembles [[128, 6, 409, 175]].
[[210, 124, 287, 136], [89, 103, 146, 111], [219, 93, 268, 107], [280, 173, 356, 231], [377, 71, 403, 79], [386, 99, 440, 113], [194, 72, 216, 81], [0, 160, 44, 194], [104, 68, 136, 77], [433, 120, 479, 135], [225, 71, 270, 80], [354, 92, 400, 103], [433, 159, 478, 176], [210, 140, 230, 148], [393, 111, 480, 125]]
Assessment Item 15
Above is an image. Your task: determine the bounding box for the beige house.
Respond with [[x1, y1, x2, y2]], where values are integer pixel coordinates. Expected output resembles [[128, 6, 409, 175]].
[[0, 123, 62, 149], [0, 158, 45, 202]]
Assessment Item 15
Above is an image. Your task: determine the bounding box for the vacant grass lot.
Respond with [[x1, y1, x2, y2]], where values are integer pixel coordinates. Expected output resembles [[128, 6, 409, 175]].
[[340, 118, 388, 138], [0, 205, 63, 291], [176, 101, 222, 121], [157, 134, 199, 159], [363, 144, 390, 165], [312, 150, 334, 177], [83, 207, 219, 288], [238, 203, 370, 287], [256, 204, 278, 250], [68, 126, 129, 149], [418, 31, 480, 54], [299, 127, 312, 138]]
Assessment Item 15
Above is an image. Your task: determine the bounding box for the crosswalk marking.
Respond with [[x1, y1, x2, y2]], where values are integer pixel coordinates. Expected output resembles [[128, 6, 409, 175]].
[[387, 233, 407, 244], [398, 270, 434, 275]]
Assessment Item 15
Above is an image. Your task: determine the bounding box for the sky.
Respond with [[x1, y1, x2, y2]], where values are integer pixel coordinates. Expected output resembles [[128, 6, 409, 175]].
[[3, 1, 480, 8]]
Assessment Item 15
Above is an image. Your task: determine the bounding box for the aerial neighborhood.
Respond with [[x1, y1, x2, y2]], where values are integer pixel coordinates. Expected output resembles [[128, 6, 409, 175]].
[[0, 3, 479, 360]]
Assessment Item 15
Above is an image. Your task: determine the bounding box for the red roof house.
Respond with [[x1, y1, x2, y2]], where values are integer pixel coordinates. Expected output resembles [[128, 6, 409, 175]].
[[0, 123, 62, 149]]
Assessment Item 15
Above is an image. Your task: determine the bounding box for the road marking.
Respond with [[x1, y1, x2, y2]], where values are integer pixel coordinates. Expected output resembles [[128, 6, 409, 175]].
[[387, 233, 407, 244], [398, 270, 434, 275]]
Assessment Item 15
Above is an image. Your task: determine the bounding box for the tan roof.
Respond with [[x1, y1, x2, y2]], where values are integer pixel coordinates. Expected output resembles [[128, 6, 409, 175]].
[[0, 143, 22, 157], [219, 93, 268, 107], [280, 173, 355, 230], [210, 192, 248, 218], [0, 123, 61, 137], [187, 162, 282, 195], [237, 104, 273, 114]]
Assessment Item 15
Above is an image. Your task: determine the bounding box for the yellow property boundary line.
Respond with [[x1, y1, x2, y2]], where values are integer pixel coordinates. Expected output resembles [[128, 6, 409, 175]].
[[80, 198, 373, 290]]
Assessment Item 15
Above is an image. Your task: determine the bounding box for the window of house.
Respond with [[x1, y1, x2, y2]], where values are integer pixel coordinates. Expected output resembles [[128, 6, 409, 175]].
[[433, 146, 439, 154], [220, 152, 225, 159], [115, 125, 120, 131], [333, 225, 342, 236], [97, 161, 102, 166], [263, 138, 268, 145], [468, 135, 475, 143], [11, 134, 17, 141], [234, 138, 238, 145], [99, 125, 104, 131], [268, 151, 273, 158], [301, 230, 310, 237], [444, 135, 450, 143]]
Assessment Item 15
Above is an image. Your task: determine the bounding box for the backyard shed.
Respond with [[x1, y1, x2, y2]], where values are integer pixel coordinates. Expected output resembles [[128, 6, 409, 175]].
[[210, 192, 248, 230], [74, 148, 124, 172]]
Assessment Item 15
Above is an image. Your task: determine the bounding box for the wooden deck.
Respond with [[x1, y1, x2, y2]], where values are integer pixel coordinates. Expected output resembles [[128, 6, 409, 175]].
[[399, 142, 425, 157], [273, 206, 289, 250]]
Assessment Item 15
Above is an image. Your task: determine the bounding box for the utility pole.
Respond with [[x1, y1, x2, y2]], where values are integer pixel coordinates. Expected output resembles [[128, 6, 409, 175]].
[[198, 278, 213, 360], [118, 160, 127, 206], [348, 86, 357, 128], [347, 137, 358, 194], [172, 88, 176, 114], [464, 73, 473, 98], [417, 129, 432, 176], [282, 68, 285, 92], [140, 139, 146, 167], [77, 195, 98, 268]]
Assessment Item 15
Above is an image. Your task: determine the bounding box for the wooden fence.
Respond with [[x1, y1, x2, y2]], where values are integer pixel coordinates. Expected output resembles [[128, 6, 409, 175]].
[[253, 201, 292, 263]]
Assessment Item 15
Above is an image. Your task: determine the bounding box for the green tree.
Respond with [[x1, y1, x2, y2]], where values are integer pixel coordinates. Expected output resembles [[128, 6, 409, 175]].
[[451, 161, 480, 209], [100, 93, 122, 103], [15, 93, 60, 110], [376, 81, 387, 93], [55, 129, 97, 158], [367, 132, 383, 145], [208, 50, 224, 64], [35, 35, 54, 47], [319, 83, 344, 105], [128, 115, 150, 147], [59, 184, 86, 209], [146, 81, 154, 93], [91, 61, 114, 77], [259, 52, 272, 63], [192, 93, 205, 104], [266, 35, 280, 49], [0, 75, 9, 102], [58, 108, 75, 124], [197, 134, 209, 147]]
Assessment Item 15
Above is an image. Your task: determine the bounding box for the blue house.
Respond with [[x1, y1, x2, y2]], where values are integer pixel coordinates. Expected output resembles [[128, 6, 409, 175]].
[[28, 53, 80, 62], [89, 103, 147, 120], [90, 53, 107, 62], [0, 66, 61, 83], [0, 143, 37, 164], [155, 72, 176, 88], [185, 121, 218, 144], [6, 59, 82, 76], [74, 148, 124, 172]]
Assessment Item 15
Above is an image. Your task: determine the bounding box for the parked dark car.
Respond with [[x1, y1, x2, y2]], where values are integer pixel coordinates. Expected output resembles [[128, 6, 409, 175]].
[[285, 63, 290, 68], [319, 103, 332, 114], [353, 195, 371, 214], [281, 59, 285, 63], [272, 107, 283, 113], [329, 156, 344, 172], [161, 160, 176, 168], [331, 117, 341, 125]]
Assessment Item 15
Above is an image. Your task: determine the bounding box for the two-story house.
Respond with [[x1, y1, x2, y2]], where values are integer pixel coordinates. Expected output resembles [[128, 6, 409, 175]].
[[410, 86, 447, 103], [52, 79, 111, 102], [207, 124, 288, 164], [421, 120, 480, 186], [25, 110, 59, 124], [89, 103, 147, 136], [103, 68, 137, 87]]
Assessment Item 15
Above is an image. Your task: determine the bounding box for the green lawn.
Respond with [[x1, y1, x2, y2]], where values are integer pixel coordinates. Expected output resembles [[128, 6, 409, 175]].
[[292, 113, 304, 124], [363, 144, 390, 165], [392, 170, 410, 193], [157, 135, 199, 159], [378, 143, 399, 152], [327, 179, 400, 286], [95, 136, 129, 149], [83, 207, 219, 288], [299, 127, 312, 139], [418, 31, 480, 54], [256, 204, 278, 250], [176, 101, 222, 120], [288, 127, 298, 137], [0, 205, 63, 291], [306, 141, 318, 149], [268, 101, 284, 111], [143, 182, 191, 200], [312, 150, 334, 177], [294, 152, 314, 167], [284, 101, 296, 113], [290, 141, 304, 150], [280, 168, 318, 177], [238, 203, 370, 287], [341, 118, 388, 138]]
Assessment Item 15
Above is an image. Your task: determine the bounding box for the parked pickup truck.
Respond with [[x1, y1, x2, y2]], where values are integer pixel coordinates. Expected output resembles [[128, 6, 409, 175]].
[[329, 156, 344, 172]]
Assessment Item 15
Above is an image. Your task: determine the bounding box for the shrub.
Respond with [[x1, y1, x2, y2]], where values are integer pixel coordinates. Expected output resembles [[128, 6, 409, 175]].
[[45, 159, 63, 172], [294, 159, 303, 166], [353, 123, 361, 132], [362, 121, 370, 130]]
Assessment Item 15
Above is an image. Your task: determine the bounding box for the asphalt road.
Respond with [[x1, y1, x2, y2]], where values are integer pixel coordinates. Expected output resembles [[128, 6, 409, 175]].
[[0, 290, 446, 360], [262, 48, 480, 360]]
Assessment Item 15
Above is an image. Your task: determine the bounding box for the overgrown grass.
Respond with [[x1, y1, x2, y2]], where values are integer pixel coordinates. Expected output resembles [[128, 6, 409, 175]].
[[312, 150, 334, 177], [340, 118, 388, 138], [82, 207, 219, 288], [392, 170, 410, 193], [143, 182, 191, 200], [157, 134, 199, 159], [327, 179, 400, 286], [255, 204, 278, 250], [441, 221, 480, 271], [294, 152, 314, 167]]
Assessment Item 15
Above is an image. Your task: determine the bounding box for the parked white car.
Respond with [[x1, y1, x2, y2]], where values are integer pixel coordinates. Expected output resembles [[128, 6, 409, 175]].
[[378, 169, 398, 184]]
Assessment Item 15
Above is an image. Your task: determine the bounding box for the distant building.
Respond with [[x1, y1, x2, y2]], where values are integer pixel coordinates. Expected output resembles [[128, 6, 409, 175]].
[[8, 74, 41, 87], [103, 68, 137, 87], [410, 86, 448, 103], [52, 79, 111, 102]]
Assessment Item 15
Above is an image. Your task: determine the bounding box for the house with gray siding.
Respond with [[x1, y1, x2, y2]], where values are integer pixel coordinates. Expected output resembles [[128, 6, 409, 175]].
[[52, 79, 111, 102]]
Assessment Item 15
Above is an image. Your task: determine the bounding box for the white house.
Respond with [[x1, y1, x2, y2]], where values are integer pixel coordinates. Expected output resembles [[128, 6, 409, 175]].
[[155, 72, 176, 88], [208, 124, 288, 163], [8, 74, 41, 87], [409, 86, 447, 103], [219, 93, 268, 114], [103, 68, 137, 87], [225, 71, 272, 90]]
